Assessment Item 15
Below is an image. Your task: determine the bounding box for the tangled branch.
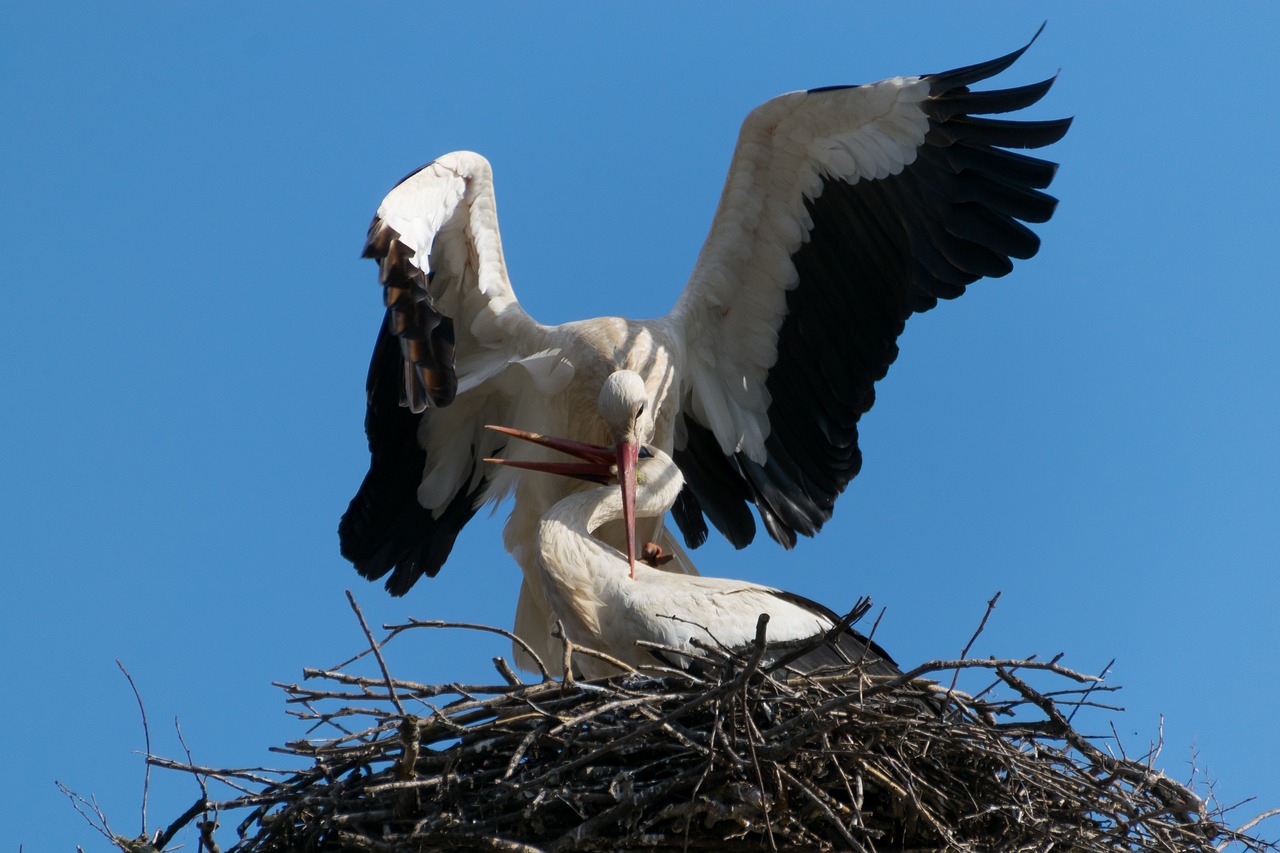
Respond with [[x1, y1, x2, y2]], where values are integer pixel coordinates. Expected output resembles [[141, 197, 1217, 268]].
[[126, 606, 1276, 852]]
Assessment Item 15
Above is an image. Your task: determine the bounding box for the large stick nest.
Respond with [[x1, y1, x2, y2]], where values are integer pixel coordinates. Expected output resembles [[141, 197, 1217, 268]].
[[135, 600, 1275, 853]]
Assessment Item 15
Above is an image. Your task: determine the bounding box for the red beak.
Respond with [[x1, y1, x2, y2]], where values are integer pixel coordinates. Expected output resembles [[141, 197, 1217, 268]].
[[483, 424, 616, 483], [616, 439, 639, 579], [484, 425, 641, 578]]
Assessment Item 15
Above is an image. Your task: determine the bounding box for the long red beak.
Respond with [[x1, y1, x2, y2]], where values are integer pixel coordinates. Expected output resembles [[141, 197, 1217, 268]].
[[616, 439, 639, 579], [484, 425, 641, 578], [483, 424, 616, 483]]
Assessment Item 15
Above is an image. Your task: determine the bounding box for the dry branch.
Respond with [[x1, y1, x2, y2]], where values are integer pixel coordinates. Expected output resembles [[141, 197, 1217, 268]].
[[124, 614, 1277, 853]]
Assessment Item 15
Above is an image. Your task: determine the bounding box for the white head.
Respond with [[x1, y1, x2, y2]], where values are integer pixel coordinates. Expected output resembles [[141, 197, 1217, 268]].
[[597, 370, 653, 447], [596, 370, 655, 577], [484, 370, 659, 579]]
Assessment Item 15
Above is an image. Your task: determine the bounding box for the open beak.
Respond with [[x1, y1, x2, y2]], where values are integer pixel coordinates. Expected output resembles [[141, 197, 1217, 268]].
[[484, 424, 641, 578]]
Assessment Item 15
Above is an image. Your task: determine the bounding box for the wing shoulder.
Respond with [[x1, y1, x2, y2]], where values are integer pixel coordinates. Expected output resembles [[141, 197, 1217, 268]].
[[364, 151, 543, 413]]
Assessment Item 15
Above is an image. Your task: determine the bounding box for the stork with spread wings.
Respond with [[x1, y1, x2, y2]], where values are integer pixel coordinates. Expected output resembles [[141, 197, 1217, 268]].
[[339, 33, 1070, 670]]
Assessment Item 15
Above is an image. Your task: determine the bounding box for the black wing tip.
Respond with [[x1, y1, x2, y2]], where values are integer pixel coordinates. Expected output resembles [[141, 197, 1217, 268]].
[[340, 542, 438, 599], [761, 593, 903, 676], [340, 313, 478, 596], [338, 468, 483, 596], [805, 22, 1050, 99], [671, 422, 760, 550], [383, 563, 432, 597], [361, 215, 389, 260], [671, 485, 711, 549], [337, 497, 463, 599], [925, 22, 1048, 93], [338, 503, 411, 592], [934, 22, 1048, 87]]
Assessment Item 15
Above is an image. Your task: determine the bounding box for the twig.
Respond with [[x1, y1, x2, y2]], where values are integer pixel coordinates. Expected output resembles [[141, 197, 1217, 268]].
[[1067, 657, 1115, 724], [107, 606, 1278, 853], [1226, 808, 1280, 844], [946, 590, 1001, 699], [741, 618, 778, 852], [153, 798, 211, 852], [344, 590, 405, 716], [493, 656, 523, 686], [555, 619, 574, 684], [115, 660, 152, 838], [198, 815, 222, 853], [55, 782, 116, 845]]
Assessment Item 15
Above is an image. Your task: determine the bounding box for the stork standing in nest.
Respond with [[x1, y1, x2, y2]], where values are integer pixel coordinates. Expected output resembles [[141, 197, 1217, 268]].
[[488, 371, 901, 679]]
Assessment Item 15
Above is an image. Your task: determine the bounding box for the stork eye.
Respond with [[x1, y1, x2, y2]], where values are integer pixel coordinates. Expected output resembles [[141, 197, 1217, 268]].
[[636, 402, 645, 417], [638, 446, 653, 459]]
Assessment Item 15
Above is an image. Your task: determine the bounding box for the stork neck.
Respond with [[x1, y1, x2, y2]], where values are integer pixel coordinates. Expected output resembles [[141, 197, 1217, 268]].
[[535, 487, 627, 590], [534, 457, 684, 586]]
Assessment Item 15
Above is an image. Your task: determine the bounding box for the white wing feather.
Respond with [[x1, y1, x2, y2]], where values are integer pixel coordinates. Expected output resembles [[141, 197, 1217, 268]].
[[672, 78, 931, 464], [371, 152, 555, 512]]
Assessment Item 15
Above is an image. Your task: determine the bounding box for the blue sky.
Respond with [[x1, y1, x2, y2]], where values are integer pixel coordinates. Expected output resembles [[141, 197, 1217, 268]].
[[3, 4, 1278, 850]]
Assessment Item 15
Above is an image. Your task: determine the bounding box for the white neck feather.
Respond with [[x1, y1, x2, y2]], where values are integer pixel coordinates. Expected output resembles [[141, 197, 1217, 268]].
[[535, 451, 685, 589]]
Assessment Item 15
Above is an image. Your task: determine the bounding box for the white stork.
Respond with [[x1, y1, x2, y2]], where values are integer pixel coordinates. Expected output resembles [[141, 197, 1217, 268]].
[[339, 35, 1070, 669], [487, 372, 902, 679]]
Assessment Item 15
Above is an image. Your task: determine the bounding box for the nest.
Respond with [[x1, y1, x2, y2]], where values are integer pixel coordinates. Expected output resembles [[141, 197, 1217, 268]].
[[125, 598, 1275, 853]]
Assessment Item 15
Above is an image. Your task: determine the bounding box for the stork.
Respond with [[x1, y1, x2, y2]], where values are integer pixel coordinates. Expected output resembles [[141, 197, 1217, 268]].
[[487, 372, 902, 679], [339, 35, 1070, 669]]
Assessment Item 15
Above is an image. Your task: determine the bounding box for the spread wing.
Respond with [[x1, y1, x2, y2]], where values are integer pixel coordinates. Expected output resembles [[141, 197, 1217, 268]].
[[339, 152, 560, 594], [668, 32, 1070, 550]]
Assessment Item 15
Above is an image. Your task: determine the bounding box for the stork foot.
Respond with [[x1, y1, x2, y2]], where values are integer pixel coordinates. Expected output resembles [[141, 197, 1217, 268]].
[[639, 542, 674, 567]]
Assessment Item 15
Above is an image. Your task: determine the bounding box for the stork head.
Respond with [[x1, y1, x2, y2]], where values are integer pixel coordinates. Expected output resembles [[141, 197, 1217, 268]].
[[596, 370, 653, 579], [482, 370, 656, 579], [598, 370, 653, 447]]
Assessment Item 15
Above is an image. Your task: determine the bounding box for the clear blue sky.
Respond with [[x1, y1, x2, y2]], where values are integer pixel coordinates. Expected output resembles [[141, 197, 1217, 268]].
[[3, 4, 1278, 850]]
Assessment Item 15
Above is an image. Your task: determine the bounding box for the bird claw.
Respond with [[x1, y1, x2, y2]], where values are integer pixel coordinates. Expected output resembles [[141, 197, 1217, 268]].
[[639, 542, 674, 567]]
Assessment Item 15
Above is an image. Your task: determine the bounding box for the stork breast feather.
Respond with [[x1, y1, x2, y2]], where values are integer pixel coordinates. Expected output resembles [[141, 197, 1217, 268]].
[[514, 349, 575, 396]]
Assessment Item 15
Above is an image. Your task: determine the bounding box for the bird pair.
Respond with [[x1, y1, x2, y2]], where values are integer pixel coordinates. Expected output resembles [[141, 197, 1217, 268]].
[[339, 33, 1068, 679], [485, 370, 901, 679]]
